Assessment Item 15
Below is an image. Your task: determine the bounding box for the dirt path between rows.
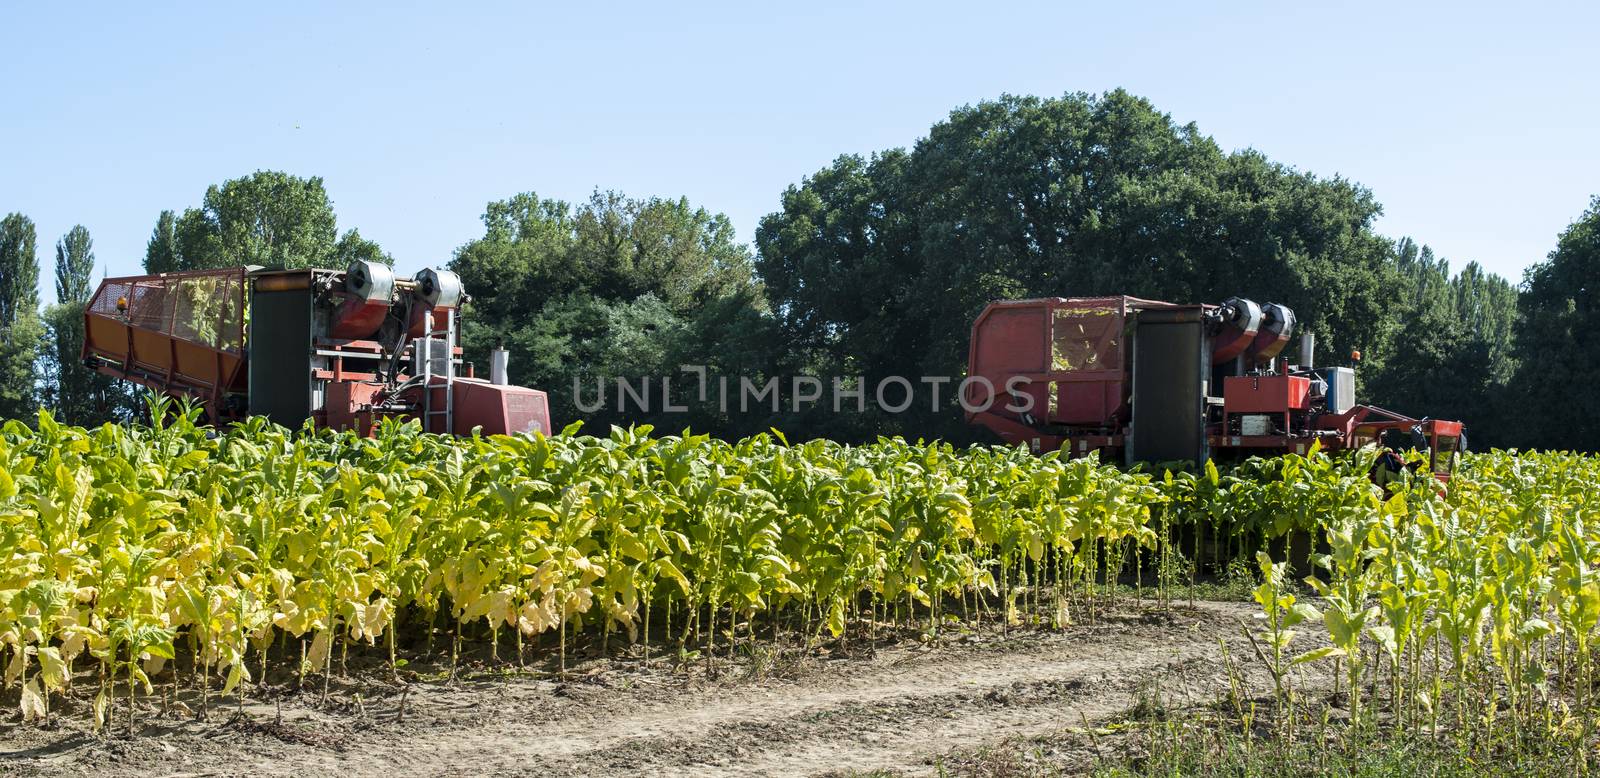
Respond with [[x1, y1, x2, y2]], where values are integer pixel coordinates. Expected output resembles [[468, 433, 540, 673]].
[[0, 600, 1269, 777]]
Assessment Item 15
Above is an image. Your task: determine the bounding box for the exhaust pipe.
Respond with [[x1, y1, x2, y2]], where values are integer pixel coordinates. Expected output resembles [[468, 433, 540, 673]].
[[1299, 331, 1315, 370], [490, 341, 510, 385]]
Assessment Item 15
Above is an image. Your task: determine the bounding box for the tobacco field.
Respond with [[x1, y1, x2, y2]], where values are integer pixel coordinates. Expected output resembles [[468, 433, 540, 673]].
[[2, 404, 1598, 772]]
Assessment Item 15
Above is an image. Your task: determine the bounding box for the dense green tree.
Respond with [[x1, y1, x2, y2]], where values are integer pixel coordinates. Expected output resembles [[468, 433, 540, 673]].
[[1513, 196, 1600, 451], [41, 226, 127, 424], [143, 209, 180, 273], [203, 171, 337, 268], [1450, 261, 1518, 384], [173, 207, 223, 269], [452, 190, 777, 432], [146, 171, 378, 271], [0, 213, 39, 326], [53, 225, 94, 304], [0, 213, 43, 420], [331, 228, 394, 267], [1365, 239, 1518, 446], [757, 90, 1406, 440], [456, 191, 755, 315]]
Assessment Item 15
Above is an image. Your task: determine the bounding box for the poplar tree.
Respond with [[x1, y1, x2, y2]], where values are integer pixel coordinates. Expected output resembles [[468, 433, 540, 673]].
[[0, 213, 43, 420]]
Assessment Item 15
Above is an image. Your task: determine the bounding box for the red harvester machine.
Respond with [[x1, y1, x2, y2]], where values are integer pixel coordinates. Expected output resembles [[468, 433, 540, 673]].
[[82, 261, 551, 436], [965, 296, 1464, 477]]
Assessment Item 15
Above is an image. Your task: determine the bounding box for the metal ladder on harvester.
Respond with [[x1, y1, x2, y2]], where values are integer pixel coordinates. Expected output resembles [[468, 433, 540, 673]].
[[418, 308, 455, 435]]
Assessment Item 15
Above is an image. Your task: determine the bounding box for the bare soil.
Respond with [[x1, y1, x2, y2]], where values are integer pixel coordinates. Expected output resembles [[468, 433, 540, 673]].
[[0, 599, 1280, 777]]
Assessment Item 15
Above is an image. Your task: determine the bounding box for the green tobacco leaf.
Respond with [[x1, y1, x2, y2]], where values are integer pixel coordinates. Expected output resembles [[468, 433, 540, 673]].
[[1292, 646, 1345, 665]]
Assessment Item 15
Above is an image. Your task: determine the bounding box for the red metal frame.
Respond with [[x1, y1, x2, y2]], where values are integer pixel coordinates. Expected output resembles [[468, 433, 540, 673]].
[[308, 336, 470, 430], [82, 267, 249, 422], [84, 265, 543, 438], [967, 295, 1467, 475], [966, 296, 1180, 457], [1221, 374, 1311, 439]]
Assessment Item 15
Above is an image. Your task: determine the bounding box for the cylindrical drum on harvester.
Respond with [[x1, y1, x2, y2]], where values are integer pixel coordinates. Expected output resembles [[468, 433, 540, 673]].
[[1245, 303, 1296, 365], [1211, 297, 1262, 364], [329, 260, 395, 339]]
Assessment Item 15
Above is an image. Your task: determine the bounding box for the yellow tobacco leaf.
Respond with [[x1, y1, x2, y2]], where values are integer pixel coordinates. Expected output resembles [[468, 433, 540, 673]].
[[306, 629, 332, 670], [4, 645, 24, 685], [36, 646, 69, 691], [143, 654, 168, 678], [485, 590, 515, 628], [361, 599, 392, 643], [20, 678, 46, 722]]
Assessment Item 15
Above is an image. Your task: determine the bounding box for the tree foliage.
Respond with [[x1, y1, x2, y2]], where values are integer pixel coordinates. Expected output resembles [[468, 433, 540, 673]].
[[143, 210, 180, 274], [755, 90, 1517, 441], [331, 228, 394, 267], [451, 190, 776, 432], [41, 226, 128, 424], [143, 171, 384, 272], [1513, 197, 1600, 451], [0, 213, 43, 420], [1363, 239, 1519, 446], [0, 91, 1572, 449], [0, 213, 40, 326], [53, 226, 95, 305]]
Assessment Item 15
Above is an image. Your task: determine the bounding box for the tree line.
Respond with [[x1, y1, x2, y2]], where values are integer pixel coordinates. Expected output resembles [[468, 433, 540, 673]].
[[1, 90, 1594, 450]]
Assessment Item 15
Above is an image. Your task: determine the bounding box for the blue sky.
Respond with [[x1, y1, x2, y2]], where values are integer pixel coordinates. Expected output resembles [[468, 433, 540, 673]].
[[3, 1, 1596, 303]]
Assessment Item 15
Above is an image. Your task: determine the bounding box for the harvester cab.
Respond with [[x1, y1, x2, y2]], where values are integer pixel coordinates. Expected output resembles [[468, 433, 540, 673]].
[[82, 261, 551, 437], [965, 295, 1464, 477]]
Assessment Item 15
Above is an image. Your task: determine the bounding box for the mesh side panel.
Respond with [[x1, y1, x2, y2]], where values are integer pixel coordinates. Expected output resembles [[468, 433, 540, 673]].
[[1052, 308, 1119, 371], [218, 275, 243, 352], [173, 274, 246, 352], [173, 276, 220, 345], [88, 271, 246, 354], [89, 282, 134, 315], [126, 283, 172, 334]]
